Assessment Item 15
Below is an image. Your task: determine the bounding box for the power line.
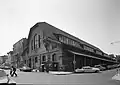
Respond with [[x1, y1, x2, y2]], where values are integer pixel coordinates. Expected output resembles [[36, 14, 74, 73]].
[[111, 41, 120, 45]]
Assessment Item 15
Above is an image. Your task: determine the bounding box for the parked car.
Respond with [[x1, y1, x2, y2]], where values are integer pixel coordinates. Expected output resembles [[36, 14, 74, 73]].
[[75, 68, 84, 73], [107, 65, 114, 70], [32, 69, 39, 72], [117, 64, 120, 68], [75, 66, 100, 73], [94, 65, 106, 71], [112, 64, 118, 69], [0, 66, 4, 69], [100, 64, 108, 70], [0, 69, 16, 84], [0, 66, 10, 70], [19, 66, 33, 72]]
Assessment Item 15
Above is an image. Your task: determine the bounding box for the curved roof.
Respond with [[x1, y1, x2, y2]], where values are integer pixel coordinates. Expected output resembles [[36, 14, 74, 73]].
[[27, 22, 103, 52]]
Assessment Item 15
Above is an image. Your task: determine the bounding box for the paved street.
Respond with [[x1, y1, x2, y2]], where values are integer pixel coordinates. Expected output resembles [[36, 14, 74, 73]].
[[5, 69, 120, 85]]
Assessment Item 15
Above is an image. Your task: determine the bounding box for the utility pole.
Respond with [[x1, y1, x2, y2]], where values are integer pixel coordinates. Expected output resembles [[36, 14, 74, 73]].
[[73, 54, 76, 72], [110, 41, 120, 75]]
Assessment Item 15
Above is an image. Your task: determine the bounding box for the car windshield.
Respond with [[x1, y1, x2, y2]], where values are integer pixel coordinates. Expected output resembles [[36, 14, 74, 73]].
[[83, 66, 91, 69], [95, 66, 100, 67], [0, 70, 6, 77], [23, 66, 30, 69]]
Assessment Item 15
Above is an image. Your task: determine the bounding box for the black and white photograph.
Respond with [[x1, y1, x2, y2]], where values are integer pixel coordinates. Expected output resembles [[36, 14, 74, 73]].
[[0, 0, 120, 85]]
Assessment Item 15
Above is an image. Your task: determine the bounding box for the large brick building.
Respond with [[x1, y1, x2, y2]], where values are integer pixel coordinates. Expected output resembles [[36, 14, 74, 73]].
[[25, 22, 117, 71]]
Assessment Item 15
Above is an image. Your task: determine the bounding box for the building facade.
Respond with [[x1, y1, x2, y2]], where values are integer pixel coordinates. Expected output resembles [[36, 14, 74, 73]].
[[26, 22, 117, 72]]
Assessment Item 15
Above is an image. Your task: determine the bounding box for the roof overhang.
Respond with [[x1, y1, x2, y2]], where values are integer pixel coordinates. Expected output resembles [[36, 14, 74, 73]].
[[68, 50, 117, 63]]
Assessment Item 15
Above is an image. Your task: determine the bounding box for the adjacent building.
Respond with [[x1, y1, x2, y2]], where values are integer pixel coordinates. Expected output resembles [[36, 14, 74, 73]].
[[12, 38, 28, 67], [25, 22, 117, 71]]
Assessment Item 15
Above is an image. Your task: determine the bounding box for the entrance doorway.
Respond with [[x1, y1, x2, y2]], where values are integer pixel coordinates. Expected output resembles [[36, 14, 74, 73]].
[[51, 62, 59, 71], [29, 58, 31, 68], [75, 55, 84, 69]]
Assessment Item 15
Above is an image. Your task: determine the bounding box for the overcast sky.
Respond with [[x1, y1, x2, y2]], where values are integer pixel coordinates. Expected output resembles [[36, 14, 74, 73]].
[[0, 0, 120, 55]]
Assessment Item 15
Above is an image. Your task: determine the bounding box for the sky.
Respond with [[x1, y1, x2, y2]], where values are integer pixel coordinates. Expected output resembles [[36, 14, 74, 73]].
[[0, 0, 120, 55]]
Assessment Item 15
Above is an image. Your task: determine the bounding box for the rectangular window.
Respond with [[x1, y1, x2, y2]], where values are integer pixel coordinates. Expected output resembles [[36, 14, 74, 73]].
[[84, 45, 94, 52], [24, 60, 26, 64], [35, 35, 37, 49], [63, 37, 67, 43], [34, 35, 36, 49], [37, 35, 39, 48], [52, 54, 57, 61], [52, 43, 57, 49], [96, 50, 102, 55], [72, 40, 75, 46], [68, 38, 70, 45], [66, 38, 68, 44], [58, 35, 63, 42], [31, 40, 33, 50], [38, 35, 41, 48], [52, 56, 55, 61]]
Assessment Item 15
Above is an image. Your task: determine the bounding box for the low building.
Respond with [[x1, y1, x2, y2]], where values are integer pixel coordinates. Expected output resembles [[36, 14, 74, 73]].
[[0, 56, 3, 65], [0, 55, 8, 65], [26, 22, 118, 71]]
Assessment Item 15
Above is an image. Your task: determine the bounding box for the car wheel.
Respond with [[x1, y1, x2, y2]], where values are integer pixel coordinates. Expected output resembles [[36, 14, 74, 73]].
[[95, 70, 99, 73], [9, 83, 16, 85]]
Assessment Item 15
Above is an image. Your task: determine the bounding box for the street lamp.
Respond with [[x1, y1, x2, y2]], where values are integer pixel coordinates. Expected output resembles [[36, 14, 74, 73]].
[[73, 54, 76, 72]]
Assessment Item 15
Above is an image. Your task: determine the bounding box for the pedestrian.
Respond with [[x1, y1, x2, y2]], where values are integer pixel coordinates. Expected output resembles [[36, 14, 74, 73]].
[[11, 66, 17, 77], [10, 66, 13, 76], [116, 68, 120, 76], [46, 64, 49, 73]]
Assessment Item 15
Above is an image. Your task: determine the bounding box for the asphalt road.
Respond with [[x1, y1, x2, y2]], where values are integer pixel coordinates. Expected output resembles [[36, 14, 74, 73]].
[[5, 69, 120, 85]]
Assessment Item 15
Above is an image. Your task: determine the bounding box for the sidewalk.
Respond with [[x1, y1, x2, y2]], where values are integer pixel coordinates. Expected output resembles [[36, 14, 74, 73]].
[[49, 71, 73, 75], [112, 73, 120, 81]]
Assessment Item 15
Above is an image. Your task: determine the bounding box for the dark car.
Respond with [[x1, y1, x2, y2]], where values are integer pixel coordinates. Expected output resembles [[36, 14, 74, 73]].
[[94, 65, 106, 71], [0, 69, 16, 84], [19, 66, 32, 72]]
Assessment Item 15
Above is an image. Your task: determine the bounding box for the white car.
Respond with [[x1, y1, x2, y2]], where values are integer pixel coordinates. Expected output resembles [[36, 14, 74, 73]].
[[75, 66, 100, 73], [75, 68, 84, 73], [0, 69, 16, 84]]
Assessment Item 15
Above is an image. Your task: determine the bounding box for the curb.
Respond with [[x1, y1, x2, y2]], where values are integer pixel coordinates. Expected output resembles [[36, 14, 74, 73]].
[[49, 71, 73, 75], [112, 74, 120, 80]]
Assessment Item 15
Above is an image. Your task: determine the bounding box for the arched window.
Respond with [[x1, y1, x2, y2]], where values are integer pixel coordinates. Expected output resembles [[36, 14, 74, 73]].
[[35, 57, 38, 63], [52, 54, 57, 61], [42, 56, 46, 61], [34, 34, 39, 49], [31, 40, 33, 50]]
